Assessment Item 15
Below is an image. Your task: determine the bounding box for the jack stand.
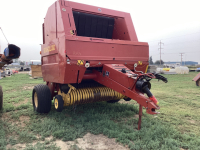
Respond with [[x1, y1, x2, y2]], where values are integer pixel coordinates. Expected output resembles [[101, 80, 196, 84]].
[[138, 104, 142, 130]]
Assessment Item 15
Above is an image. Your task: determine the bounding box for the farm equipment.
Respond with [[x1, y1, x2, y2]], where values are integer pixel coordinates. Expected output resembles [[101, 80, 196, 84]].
[[0, 27, 21, 110], [32, 0, 167, 129], [193, 73, 200, 86], [0, 44, 20, 109]]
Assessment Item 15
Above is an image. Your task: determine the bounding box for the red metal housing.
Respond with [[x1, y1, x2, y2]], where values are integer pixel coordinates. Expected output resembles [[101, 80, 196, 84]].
[[41, 0, 160, 120], [41, 0, 148, 83]]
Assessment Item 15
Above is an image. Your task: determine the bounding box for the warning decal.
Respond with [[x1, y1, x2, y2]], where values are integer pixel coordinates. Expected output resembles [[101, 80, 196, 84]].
[[77, 60, 84, 65]]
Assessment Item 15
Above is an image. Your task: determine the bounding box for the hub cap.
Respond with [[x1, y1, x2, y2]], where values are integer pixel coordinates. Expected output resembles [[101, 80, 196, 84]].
[[34, 92, 38, 108], [55, 98, 58, 109]]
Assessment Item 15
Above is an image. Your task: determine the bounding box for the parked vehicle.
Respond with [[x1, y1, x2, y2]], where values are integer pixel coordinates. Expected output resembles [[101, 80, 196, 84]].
[[19, 67, 30, 71], [12, 70, 18, 74], [5, 68, 13, 76], [0, 43, 21, 110]]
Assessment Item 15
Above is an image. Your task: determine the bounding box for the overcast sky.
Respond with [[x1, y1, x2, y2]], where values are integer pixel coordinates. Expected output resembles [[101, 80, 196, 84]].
[[0, 0, 200, 63]]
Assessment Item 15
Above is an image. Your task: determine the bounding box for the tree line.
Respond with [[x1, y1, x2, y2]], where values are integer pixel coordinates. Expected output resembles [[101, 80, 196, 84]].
[[149, 56, 164, 65]]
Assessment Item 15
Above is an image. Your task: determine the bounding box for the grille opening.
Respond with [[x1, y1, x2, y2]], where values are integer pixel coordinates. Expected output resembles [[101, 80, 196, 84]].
[[73, 11, 115, 39]]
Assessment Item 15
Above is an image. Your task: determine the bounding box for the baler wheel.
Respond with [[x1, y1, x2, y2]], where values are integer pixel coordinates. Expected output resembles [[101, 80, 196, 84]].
[[196, 79, 200, 86], [107, 99, 120, 103], [54, 95, 64, 112], [32, 84, 51, 113], [0, 86, 3, 110]]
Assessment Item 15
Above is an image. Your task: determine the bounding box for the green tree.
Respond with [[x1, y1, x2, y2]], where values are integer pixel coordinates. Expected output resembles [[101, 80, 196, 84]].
[[149, 56, 153, 65], [155, 60, 164, 65]]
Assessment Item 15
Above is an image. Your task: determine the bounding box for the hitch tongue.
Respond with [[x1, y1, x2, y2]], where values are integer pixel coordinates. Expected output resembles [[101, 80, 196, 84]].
[[143, 85, 158, 105], [136, 80, 159, 105]]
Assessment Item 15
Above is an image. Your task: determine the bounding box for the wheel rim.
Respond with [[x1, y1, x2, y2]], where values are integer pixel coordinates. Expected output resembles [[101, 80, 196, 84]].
[[34, 92, 38, 108], [55, 98, 58, 109]]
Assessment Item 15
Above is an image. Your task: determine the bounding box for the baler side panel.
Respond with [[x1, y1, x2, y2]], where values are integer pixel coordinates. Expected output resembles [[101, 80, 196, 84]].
[[63, 64, 86, 84], [59, 2, 76, 36], [112, 18, 130, 41], [44, 3, 57, 43], [58, 36, 67, 83], [56, 1, 65, 38], [41, 39, 60, 82], [124, 13, 138, 41]]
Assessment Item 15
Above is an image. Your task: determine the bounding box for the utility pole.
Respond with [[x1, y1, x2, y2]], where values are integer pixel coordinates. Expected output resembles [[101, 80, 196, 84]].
[[158, 40, 164, 65], [179, 53, 184, 66]]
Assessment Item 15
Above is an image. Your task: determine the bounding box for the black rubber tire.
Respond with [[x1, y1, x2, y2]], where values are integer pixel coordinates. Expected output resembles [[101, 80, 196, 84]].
[[54, 95, 64, 112], [196, 79, 200, 86], [124, 97, 131, 101], [0, 86, 3, 110], [107, 99, 120, 103], [32, 84, 51, 113]]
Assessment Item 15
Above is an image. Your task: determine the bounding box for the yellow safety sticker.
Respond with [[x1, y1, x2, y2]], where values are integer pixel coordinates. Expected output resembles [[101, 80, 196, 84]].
[[77, 60, 84, 65], [43, 45, 56, 53], [138, 61, 142, 65], [70, 30, 74, 35]]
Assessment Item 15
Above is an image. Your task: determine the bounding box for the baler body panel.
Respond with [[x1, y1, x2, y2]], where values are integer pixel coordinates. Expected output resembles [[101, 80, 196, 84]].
[[65, 39, 148, 61], [34, 0, 169, 126], [41, 0, 149, 84]]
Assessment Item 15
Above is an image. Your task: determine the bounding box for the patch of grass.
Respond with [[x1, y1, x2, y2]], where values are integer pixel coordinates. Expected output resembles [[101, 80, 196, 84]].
[[69, 144, 82, 150], [18, 130, 37, 143], [8, 136, 17, 146], [24, 142, 60, 150], [0, 73, 200, 149], [0, 120, 6, 149], [151, 72, 200, 135]]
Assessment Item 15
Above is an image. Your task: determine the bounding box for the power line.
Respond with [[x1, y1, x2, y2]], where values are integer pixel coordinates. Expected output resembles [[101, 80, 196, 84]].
[[179, 53, 184, 65], [149, 40, 200, 47], [150, 51, 200, 55], [0, 27, 9, 44], [158, 40, 164, 65]]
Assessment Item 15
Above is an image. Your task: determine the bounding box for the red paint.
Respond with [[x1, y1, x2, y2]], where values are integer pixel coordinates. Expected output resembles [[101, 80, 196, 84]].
[[149, 96, 158, 105], [82, 73, 97, 80], [193, 73, 200, 82], [41, 0, 161, 116], [41, 0, 148, 84]]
